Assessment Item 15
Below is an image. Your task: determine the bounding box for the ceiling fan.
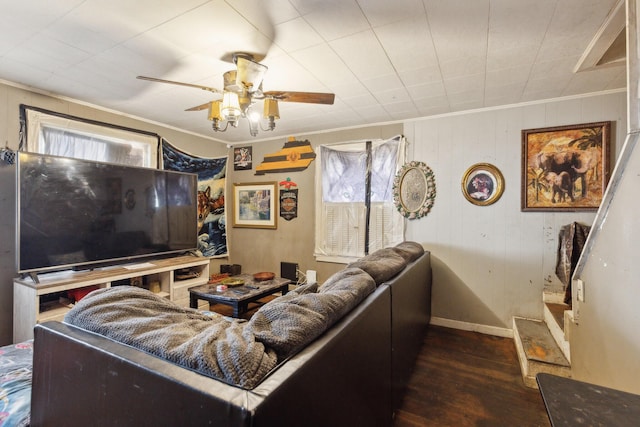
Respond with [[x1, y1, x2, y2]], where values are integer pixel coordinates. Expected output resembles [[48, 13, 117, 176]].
[[137, 53, 335, 136]]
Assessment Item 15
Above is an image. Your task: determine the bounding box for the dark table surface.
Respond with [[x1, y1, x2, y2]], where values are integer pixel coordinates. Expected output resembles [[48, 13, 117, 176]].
[[189, 274, 290, 301], [536, 373, 640, 426], [188, 274, 291, 317]]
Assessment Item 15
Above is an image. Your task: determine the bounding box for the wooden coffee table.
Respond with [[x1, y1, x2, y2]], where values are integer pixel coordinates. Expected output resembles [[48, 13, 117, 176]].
[[189, 274, 291, 318]]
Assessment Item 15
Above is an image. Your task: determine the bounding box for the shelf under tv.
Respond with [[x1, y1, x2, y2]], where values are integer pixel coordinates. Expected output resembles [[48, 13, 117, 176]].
[[13, 255, 210, 342]]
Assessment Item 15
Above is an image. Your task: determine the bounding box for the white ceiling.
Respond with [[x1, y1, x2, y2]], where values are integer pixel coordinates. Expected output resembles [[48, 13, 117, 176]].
[[0, 0, 626, 144]]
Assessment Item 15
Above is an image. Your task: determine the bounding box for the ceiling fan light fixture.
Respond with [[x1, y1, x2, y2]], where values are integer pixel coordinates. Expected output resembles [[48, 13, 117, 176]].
[[248, 111, 260, 137], [209, 100, 230, 132], [234, 54, 268, 93], [138, 53, 333, 137], [263, 98, 279, 120], [248, 110, 261, 123], [221, 91, 241, 122], [208, 101, 222, 121]]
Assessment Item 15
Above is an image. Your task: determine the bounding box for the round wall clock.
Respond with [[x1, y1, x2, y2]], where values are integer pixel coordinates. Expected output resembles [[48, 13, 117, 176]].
[[393, 161, 436, 219]]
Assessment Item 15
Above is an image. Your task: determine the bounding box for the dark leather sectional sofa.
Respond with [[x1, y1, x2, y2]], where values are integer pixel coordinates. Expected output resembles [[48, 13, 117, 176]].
[[31, 243, 432, 427]]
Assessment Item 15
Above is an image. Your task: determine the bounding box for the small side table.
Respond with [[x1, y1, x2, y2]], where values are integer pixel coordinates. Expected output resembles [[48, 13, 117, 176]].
[[537, 373, 640, 426]]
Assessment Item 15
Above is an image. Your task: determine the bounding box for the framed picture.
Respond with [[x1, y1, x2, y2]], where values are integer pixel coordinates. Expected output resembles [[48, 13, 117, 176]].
[[521, 121, 611, 211], [233, 146, 252, 170], [392, 161, 437, 219], [461, 163, 504, 206], [232, 182, 277, 229]]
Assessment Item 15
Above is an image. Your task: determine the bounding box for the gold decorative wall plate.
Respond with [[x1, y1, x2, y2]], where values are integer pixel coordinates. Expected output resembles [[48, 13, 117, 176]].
[[461, 163, 504, 206]]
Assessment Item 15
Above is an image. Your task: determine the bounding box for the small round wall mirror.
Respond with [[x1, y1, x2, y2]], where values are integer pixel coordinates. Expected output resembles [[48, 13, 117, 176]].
[[393, 161, 436, 219]]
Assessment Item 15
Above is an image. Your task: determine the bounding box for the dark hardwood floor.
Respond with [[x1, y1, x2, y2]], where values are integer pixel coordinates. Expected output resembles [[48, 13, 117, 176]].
[[209, 299, 550, 426], [394, 325, 551, 427]]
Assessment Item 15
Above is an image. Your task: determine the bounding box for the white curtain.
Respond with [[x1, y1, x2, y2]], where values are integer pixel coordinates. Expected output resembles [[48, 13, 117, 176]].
[[24, 108, 158, 167], [315, 136, 406, 262]]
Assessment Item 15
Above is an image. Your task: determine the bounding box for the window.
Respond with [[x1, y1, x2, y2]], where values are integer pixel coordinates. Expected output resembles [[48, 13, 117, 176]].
[[21, 106, 158, 167], [315, 136, 406, 263]]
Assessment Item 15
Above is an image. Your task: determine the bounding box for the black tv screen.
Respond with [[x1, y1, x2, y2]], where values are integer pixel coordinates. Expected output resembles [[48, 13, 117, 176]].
[[17, 152, 198, 273]]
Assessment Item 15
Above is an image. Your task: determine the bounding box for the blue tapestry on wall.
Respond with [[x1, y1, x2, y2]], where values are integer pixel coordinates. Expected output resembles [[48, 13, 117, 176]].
[[162, 139, 228, 257]]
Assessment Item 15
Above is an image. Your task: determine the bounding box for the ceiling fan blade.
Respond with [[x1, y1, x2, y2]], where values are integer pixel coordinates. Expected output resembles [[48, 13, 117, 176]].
[[137, 75, 222, 94], [263, 91, 335, 105], [185, 102, 212, 112], [235, 55, 268, 93]]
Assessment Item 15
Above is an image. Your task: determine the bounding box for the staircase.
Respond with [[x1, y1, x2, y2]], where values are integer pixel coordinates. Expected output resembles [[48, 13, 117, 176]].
[[513, 293, 572, 388]]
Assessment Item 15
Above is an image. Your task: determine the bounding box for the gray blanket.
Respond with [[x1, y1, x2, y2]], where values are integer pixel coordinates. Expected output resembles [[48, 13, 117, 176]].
[[63, 268, 378, 388], [247, 268, 375, 360], [64, 286, 278, 389]]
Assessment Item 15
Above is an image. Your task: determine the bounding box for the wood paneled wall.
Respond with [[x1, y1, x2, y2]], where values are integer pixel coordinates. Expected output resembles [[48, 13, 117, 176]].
[[404, 91, 626, 328]]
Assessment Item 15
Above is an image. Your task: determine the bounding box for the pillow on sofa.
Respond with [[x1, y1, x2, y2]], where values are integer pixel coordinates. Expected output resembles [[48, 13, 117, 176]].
[[347, 248, 407, 285], [247, 268, 375, 360], [64, 286, 278, 389], [392, 241, 424, 263]]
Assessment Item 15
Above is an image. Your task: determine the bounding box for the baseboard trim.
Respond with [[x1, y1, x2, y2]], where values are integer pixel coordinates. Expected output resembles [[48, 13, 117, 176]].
[[431, 317, 513, 338]]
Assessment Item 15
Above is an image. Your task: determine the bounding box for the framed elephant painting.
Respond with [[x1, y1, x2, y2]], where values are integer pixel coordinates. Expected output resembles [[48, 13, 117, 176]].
[[521, 121, 611, 211]]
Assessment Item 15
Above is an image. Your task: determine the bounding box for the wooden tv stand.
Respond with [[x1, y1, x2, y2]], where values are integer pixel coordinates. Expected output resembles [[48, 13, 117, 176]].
[[13, 255, 210, 342]]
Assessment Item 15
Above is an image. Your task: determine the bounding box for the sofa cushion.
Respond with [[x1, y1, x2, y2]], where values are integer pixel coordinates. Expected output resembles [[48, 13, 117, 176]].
[[247, 268, 375, 360], [347, 248, 407, 285], [64, 286, 278, 389], [392, 241, 424, 263]]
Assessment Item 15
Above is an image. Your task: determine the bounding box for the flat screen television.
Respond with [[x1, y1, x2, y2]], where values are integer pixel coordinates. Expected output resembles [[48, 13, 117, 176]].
[[17, 152, 199, 274]]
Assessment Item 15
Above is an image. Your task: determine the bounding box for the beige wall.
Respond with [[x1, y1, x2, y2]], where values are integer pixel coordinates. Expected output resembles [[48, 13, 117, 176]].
[[224, 125, 403, 283], [404, 91, 627, 330]]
